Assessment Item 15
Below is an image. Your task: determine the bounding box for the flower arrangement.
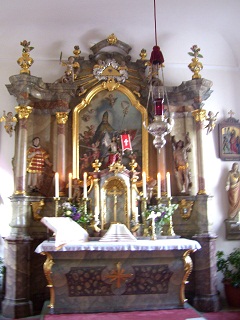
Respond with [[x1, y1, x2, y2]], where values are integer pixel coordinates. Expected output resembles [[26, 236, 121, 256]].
[[60, 201, 93, 230], [144, 203, 179, 227], [144, 203, 178, 237]]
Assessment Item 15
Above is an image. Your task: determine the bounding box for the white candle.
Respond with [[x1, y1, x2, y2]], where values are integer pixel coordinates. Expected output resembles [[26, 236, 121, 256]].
[[142, 172, 147, 198], [166, 172, 171, 198], [68, 173, 72, 198], [55, 172, 59, 198], [83, 172, 88, 198], [157, 172, 161, 198]]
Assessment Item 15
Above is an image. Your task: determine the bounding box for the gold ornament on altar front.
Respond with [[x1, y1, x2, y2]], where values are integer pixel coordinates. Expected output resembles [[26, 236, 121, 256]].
[[188, 45, 203, 79], [17, 40, 34, 74]]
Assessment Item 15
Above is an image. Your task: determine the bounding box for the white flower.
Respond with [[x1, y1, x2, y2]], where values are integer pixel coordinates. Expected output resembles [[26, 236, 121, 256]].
[[147, 211, 161, 220], [65, 210, 72, 216]]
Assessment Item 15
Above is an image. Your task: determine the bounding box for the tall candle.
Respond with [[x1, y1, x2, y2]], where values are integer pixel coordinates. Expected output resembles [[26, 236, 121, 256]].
[[166, 172, 171, 198], [55, 172, 59, 198], [157, 172, 161, 198], [83, 172, 88, 198], [142, 172, 147, 198], [68, 173, 72, 198]]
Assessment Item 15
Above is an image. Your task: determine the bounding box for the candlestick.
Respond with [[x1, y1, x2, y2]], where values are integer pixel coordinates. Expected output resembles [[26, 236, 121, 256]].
[[166, 172, 171, 198], [157, 172, 161, 198], [68, 173, 72, 199], [83, 172, 88, 198], [142, 172, 147, 198], [55, 172, 59, 198]]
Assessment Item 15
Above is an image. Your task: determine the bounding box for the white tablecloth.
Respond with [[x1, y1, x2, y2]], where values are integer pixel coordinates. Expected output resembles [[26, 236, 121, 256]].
[[35, 238, 201, 253]]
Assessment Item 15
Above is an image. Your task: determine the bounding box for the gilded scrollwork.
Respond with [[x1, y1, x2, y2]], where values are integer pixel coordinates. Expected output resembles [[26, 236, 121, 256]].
[[41, 252, 55, 311], [31, 199, 45, 221], [179, 199, 194, 220], [180, 249, 194, 305]]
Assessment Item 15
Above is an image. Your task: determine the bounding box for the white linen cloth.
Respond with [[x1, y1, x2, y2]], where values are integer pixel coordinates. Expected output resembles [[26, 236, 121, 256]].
[[35, 238, 201, 253], [41, 217, 89, 247], [99, 223, 137, 242]]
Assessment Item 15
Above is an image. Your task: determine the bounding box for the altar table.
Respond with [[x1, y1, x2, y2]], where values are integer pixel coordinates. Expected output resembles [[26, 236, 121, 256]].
[[35, 239, 201, 314]]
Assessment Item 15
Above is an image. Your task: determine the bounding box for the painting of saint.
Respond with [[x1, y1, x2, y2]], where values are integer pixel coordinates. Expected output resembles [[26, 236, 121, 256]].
[[78, 90, 143, 176]]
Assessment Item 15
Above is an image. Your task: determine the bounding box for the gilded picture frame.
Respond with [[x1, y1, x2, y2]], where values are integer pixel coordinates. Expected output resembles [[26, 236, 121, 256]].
[[218, 116, 240, 161], [72, 83, 149, 178]]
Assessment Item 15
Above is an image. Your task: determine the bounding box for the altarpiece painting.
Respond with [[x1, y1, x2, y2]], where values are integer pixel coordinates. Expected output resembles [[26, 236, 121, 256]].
[[73, 84, 148, 179]]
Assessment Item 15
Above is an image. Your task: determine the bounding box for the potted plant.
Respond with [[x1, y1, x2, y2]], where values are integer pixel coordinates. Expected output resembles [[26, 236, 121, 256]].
[[216, 248, 240, 307]]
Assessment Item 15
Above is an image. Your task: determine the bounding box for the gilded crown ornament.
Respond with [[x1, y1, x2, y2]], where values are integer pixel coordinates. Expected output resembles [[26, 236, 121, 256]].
[[188, 45, 203, 79], [17, 40, 34, 74]]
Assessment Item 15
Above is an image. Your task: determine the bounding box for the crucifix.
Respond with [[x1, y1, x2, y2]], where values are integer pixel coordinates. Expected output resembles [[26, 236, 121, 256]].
[[107, 186, 123, 223]]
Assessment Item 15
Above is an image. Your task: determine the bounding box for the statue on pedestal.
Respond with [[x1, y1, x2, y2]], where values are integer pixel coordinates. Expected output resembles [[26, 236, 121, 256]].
[[171, 133, 192, 194], [27, 137, 52, 192]]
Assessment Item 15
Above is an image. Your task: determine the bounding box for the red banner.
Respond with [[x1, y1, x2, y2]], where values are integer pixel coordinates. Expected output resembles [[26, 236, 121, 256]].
[[120, 134, 132, 152]]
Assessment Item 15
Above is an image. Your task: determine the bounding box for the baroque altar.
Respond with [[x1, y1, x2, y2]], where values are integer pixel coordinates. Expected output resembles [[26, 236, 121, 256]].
[[1, 35, 220, 318], [35, 238, 201, 314]]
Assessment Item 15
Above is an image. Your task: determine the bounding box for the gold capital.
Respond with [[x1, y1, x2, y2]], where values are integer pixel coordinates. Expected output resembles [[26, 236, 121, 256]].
[[192, 109, 206, 122], [56, 112, 69, 124], [15, 106, 32, 119]]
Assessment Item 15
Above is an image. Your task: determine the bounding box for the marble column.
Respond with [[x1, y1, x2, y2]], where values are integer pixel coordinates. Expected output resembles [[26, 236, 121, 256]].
[[14, 106, 33, 195], [192, 109, 207, 194], [55, 112, 69, 196], [192, 234, 220, 312], [1, 235, 33, 318]]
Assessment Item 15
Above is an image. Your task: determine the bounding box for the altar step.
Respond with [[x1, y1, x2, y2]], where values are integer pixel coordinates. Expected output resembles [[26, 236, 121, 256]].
[[40, 302, 205, 320]]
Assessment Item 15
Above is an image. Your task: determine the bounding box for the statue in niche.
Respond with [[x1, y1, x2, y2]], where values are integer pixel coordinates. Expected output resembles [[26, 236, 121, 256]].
[[27, 137, 52, 192], [171, 133, 192, 194], [225, 162, 240, 220]]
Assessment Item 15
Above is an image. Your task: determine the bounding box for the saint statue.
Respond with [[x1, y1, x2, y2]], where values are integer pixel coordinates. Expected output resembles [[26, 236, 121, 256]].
[[226, 162, 240, 220], [27, 137, 52, 192]]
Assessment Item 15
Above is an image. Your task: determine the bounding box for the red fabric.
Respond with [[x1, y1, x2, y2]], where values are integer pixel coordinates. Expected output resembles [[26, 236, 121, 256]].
[[150, 45, 164, 65], [121, 134, 132, 152], [44, 308, 201, 320], [203, 311, 240, 320]]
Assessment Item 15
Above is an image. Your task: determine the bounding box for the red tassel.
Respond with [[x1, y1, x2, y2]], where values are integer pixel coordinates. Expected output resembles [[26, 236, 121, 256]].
[[150, 46, 164, 65]]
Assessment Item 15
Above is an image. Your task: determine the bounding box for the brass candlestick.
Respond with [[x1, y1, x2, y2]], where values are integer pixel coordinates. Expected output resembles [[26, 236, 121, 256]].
[[167, 197, 176, 236], [141, 197, 149, 237], [53, 197, 60, 217]]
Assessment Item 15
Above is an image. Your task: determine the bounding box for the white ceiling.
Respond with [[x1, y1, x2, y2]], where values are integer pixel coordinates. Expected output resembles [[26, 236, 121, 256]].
[[0, 0, 240, 69]]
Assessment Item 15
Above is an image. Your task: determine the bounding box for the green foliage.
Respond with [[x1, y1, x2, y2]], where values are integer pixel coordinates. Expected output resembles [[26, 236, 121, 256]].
[[216, 248, 240, 288], [60, 201, 93, 230], [188, 44, 203, 58], [144, 203, 178, 227]]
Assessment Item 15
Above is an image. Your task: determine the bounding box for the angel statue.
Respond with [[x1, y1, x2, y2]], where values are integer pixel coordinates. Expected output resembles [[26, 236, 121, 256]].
[[57, 54, 80, 83], [205, 111, 219, 135], [0, 111, 17, 137]]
